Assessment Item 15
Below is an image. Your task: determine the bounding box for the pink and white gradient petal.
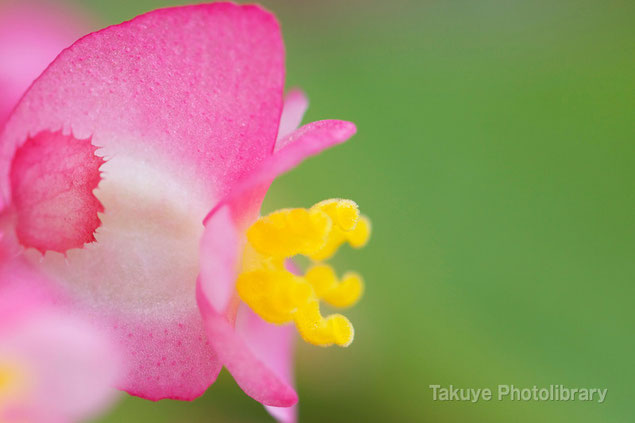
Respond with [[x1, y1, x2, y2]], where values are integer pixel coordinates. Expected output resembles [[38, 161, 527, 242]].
[[0, 3, 285, 400], [0, 3, 284, 204]]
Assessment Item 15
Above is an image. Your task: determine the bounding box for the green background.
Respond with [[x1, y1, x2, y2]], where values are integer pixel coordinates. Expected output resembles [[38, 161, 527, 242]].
[[64, 0, 634, 421]]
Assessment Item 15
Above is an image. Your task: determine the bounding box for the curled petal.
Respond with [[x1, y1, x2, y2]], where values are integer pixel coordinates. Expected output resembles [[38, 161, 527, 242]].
[[208, 119, 357, 226], [255, 120, 357, 192]]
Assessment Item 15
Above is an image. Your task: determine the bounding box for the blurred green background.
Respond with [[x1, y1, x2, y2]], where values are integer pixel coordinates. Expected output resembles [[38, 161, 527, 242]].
[[61, 0, 634, 421]]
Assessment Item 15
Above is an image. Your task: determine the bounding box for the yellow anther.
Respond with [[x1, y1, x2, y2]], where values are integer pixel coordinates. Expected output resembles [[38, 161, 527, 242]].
[[305, 265, 364, 308], [303, 200, 371, 261], [326, 314, 355, 347], [304, 264, 338, 297], [347, 215, 371, 249], [294, 300, 354, 347], [236, 269, 312, 324], [247, 208, 331, 258], [311, 199, 360, 231], [309, 214, 370, 261], [237, 198, 370, 348], [323, 272, 364, 308]]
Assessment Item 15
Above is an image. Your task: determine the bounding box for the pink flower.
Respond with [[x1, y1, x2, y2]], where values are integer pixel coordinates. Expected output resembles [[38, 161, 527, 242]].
[[0, 3, 370, 421], [0, 0, 89, 126], [0, 241, 121, 423]]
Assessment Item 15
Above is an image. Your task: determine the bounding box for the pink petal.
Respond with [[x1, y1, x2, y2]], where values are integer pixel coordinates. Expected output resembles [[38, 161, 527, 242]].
[[208, 119, 357, 222], [236, 305, 297, 423], [0, 2, 284, 206], [198, 207, 240, 315], [197, 284, 298, 407], [266, 402, 298, 423], [276, 89, 309, 148], [0, 3, 285, 400], [263, 120, 357, 182], [0, 1, 89, 127], [197, 206, 297, 407]]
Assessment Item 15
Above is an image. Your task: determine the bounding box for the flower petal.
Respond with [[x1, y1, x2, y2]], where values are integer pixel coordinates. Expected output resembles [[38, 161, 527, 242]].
[[276, 89, 309, 147], [0, 1, 88, 127], [197, 206, 297, 407], [263, 120, 357, 183], [0, 3, 285, 400], [104, 311, 221, 401], [1, 2, 285, 206], [236, 305, 297, 423], [198, 207, 240, 315], [209, 119, 357, 223], [266, 402, 298, 423], [197, 288, 298, 407]]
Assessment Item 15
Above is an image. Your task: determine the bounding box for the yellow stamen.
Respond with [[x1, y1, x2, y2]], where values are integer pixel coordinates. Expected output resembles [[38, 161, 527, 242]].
[[295, 300, 354, 347], [237, 199, 370, 347], [309, 201, 371, 261], [247, 208, 331, 258], [311, 199, 360, 231], [305, 265, 364, 308]]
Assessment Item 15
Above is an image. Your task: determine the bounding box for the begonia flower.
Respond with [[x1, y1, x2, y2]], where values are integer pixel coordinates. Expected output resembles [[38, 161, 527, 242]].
[[0, 239, 121, 423], [0, 0, 89, 125], [0, 3, 370, 421]]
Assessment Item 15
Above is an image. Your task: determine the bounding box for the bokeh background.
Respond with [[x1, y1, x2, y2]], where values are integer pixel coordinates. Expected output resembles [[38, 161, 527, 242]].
[[24, 0, 635, 421]]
